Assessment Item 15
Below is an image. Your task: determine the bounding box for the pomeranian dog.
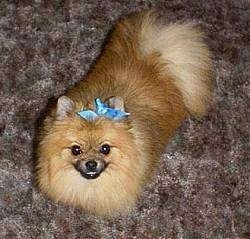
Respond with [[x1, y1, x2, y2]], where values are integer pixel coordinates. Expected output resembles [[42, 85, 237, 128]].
[[36, 11, 212, 216]]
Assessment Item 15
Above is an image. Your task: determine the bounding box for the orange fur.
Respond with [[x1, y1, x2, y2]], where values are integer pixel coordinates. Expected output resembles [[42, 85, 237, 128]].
[[36, 11, 213, 216]]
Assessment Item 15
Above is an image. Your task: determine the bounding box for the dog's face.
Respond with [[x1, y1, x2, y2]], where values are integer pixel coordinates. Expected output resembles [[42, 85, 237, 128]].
[[37, 97, 146, 216]]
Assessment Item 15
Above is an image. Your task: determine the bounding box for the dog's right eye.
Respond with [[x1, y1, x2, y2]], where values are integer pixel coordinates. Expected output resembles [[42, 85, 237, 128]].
[[71, 145, 82, 156]]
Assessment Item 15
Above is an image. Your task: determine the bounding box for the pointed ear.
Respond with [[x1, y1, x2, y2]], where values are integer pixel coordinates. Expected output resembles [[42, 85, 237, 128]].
[[56, 96, 75, 120], [108, 96, 125, 111]]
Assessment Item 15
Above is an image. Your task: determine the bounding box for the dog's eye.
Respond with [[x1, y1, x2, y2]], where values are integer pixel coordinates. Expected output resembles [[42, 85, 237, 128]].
[[71, 145, 82, 156], [100, 144, 110, 155]]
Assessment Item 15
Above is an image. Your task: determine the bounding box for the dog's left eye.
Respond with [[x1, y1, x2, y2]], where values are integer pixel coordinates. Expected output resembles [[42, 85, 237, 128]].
[[71, 145, 82, 156], [100, 144, 110, 155]]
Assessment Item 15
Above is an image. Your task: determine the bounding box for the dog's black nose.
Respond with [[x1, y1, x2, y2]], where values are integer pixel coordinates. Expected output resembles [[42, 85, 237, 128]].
[[85, 160, 97, 171], [75, 159, 106, 179]]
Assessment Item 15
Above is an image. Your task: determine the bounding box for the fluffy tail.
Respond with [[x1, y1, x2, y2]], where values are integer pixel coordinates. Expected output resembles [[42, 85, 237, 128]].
[[138, 12, 213, 116]]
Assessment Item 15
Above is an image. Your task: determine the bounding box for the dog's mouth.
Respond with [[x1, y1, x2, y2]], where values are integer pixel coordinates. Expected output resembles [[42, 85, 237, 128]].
[[74, 159, 108, 180], [82, 171, 101, 179]]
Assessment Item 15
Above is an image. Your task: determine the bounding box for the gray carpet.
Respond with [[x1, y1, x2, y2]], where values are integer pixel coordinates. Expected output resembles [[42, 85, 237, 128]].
[[0, 0, 249, 238]]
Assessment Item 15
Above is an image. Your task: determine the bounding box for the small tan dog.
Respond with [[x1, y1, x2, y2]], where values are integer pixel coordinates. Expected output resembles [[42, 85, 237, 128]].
[[36, 11, 212, 216]]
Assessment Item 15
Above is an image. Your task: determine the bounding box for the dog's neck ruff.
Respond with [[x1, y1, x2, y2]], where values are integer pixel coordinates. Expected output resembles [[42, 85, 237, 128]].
[[77, 98, 130, 121]]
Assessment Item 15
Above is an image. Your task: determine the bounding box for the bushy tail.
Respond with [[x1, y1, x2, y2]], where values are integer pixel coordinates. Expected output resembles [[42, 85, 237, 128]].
[[138, 12, 213, 116]]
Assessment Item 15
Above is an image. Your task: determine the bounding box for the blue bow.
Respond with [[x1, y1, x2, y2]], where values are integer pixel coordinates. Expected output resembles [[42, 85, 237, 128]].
[[77, 98, 130, 121]]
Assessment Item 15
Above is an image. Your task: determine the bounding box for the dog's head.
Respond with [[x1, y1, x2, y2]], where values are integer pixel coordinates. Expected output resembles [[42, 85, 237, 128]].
[[37, 96, 146, 216]]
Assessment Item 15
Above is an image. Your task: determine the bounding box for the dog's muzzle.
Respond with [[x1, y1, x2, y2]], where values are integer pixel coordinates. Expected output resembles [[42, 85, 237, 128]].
[[74, 159, 106, 179]]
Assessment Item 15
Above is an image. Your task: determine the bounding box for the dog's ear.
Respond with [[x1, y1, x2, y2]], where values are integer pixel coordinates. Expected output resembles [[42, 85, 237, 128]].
[[108, 96, 125, 111], [56, 96, 75, 120]]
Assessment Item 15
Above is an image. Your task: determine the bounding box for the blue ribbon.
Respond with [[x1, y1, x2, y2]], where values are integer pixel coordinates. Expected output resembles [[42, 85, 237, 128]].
[[77, 98, 130, 121]]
